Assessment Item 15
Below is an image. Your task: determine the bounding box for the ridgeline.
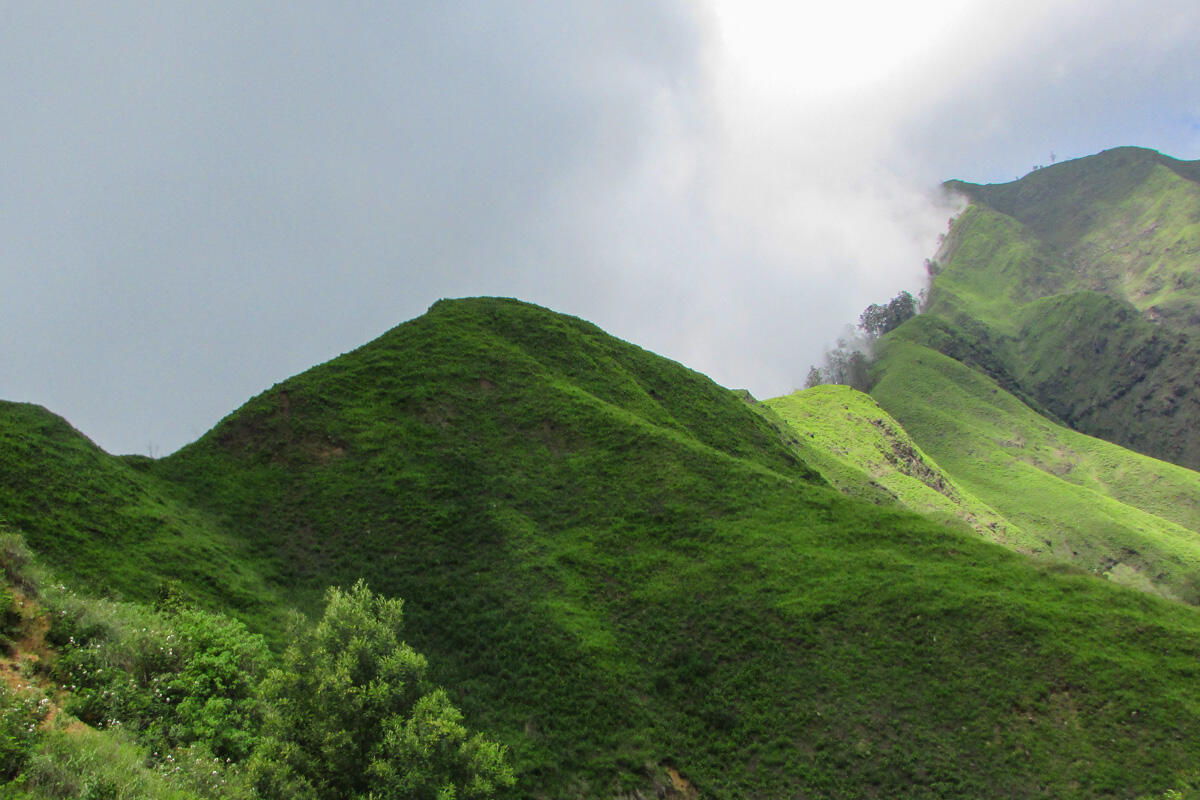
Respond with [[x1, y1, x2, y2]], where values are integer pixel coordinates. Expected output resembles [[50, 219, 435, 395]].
[[4, 150, 1200, 798]]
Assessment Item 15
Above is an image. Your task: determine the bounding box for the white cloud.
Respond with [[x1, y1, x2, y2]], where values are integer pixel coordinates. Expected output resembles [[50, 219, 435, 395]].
[[3, 1, 1199, 452]]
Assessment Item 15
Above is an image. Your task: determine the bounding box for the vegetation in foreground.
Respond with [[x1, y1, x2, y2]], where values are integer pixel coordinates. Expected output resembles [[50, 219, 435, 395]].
[[0, 527, 513, 799], [7, 296, 1200, 797]]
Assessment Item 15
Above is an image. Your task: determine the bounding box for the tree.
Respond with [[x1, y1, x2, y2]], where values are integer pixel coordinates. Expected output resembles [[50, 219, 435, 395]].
[[857, 303, 890, 339], [857, 290, 917, 339], [844, 350, 871, 392], [812, 338, 872, 392], [887, 290, 917, 327], [249, 581, 514, 800]]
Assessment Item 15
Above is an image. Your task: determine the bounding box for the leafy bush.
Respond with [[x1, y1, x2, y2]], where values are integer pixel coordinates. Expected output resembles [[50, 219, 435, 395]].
[[0, 683, 49, 781], [0, 527, 39, 595], [0, 586, 22, 648], [0, 528, 39, 649], [45, 588, 270, 762], [248, 580, 514, 800]]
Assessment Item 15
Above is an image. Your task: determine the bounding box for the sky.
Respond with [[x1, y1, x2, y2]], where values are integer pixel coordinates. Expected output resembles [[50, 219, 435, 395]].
[[3, 1, 1200, 455]]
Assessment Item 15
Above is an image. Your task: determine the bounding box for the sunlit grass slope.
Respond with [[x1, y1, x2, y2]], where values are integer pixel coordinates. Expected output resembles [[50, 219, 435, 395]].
[[948, 146, 1200, 322], [936, 147, 1200, 468], [140, 297, 1200, 798], [750, 393, 899, 507], [0, 402, 285, 631], [872, 335, 1200, 603], [762, 385, 1025, 547]]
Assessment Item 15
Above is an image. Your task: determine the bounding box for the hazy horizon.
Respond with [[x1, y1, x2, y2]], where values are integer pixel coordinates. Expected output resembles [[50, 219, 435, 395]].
[[4, 1, 1199, 455]]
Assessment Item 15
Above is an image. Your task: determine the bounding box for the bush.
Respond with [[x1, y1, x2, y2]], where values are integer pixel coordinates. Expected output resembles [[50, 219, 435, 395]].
[[0, 528, 39, 595], [249, 580, 515, 800], [0, 683, 49, 781], [1, 586, 23, 648], [45, 589, 270, 762]]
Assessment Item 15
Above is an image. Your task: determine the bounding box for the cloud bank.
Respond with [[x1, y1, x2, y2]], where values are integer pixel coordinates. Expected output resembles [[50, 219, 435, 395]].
[[2, 1, 1198, 454]]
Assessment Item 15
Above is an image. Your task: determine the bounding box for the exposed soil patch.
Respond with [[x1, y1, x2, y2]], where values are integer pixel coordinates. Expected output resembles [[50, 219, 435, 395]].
[[1, 589, 83, 732]]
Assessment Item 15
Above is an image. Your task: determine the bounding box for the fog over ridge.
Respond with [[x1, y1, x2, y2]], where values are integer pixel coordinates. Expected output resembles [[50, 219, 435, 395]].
[[2, 1, 1198, 454]]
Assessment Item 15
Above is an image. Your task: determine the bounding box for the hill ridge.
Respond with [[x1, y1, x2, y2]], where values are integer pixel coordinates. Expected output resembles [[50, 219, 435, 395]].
[[918, 147, 1200, 469], [9, 280, 1200, 795]]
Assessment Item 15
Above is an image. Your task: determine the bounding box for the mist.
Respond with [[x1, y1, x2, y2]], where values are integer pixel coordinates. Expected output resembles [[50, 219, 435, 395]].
[[2, 2, 1198, 454]]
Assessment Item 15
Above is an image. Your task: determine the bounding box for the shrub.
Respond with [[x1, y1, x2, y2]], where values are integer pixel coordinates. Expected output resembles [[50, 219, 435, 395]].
[[46, 589, 270, 762], [0, 528, 39, 595], [0, 683, 49, 781], [249, 580, 515, 800]]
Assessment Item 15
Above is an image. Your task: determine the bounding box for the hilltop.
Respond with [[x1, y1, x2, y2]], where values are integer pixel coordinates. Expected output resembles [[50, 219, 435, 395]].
[[934, 146, 1200, 468], [7, 296, 1200, 797], [781, 147, 1200, 605]]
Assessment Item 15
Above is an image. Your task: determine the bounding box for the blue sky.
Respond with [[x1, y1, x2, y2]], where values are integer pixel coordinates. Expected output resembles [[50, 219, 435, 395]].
[[3, 1, 1199, 454]]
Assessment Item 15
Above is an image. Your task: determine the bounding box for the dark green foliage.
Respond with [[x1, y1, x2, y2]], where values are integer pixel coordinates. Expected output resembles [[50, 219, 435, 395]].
[[46, 589, 270, 762], [0, 684, 48, 781], [248, 580, 514, 800], [0, 587, 20, 647], [0, 531, 503, 799], [858, 289, 918, 339]]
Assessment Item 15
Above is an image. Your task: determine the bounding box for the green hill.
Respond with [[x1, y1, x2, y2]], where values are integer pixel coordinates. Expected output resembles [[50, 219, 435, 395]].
[[760, 385, 1023, 546], [144, 298, 1200, 797], [9, 297, 1200, 797], [869, 334, 1200, 603], [0, 401, 286, 630], [847, 146, 1200, 605], [934, 146, 1200, 468]]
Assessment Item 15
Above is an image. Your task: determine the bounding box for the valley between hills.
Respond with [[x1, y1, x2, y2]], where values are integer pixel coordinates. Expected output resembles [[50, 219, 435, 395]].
[[3, 146, 1200, 799]]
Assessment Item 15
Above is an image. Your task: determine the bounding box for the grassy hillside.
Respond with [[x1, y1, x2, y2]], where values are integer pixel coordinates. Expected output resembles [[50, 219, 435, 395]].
[[948, 147, 1200, 312], [760, 385, 1023, 546], [135, 297, 1200, 798], [935, 147, 1200, 468], [11, 297, 1200, 796], [871, 334, 1200, 603], [0, 402, 286, 632]]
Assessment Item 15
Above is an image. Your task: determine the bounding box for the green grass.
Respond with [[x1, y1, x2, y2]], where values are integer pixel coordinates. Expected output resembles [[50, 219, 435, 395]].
[[10, 297, 1200, 796], [927, 205, 1079, 332], [139, 297, 1200, 797], [3, 726, 253, 799], [871, 337, 1200, 602], [0, 402, 288, 635], [760, 385, 1020, 544], [935, 148, 1200, 469]]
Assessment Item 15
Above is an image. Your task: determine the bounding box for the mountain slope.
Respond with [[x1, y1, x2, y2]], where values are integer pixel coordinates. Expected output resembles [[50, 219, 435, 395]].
[[10, 297, 1200, 796], [136, 297, 1200, 798], [870, 334, 1200, 603], [0, 401, 286, 630], [934, 146, 1200, 468], [760, 384, 1023, 545]]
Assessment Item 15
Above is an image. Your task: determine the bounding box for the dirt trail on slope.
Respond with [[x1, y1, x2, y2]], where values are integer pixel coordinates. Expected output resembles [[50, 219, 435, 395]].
[[1, 588, 84, 732]]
